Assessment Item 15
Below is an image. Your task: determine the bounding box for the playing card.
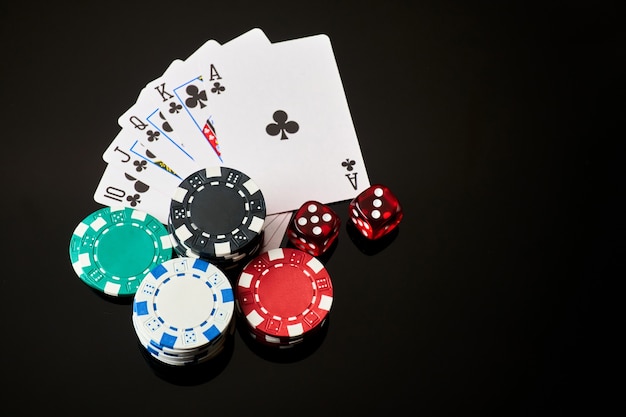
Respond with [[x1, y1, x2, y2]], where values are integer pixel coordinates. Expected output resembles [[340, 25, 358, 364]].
[[195, 33, 370, 215], [102, 127, 293, 232], [117, 60, 205, 179], [95, 158, 292, 243], [259, 211, 291, 252], [140, 44, 223, 165], [140, 28, 271, 166], [96, 29, 361, 258], [102, 128, 184, 193], [94, 163, 171, 223]]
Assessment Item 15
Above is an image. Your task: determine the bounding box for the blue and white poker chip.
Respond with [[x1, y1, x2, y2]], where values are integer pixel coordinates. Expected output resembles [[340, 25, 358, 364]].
[[132, 257, 235, 364]]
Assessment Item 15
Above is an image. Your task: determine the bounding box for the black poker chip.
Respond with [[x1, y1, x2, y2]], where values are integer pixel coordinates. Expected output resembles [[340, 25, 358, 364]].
[[168, 166, 266, 263], [170, 221, 264, 272]]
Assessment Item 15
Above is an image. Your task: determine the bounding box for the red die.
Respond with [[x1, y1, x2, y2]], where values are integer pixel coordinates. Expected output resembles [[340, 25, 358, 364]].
[[349, 184, 403, 240], [287, 201, 341, 257]]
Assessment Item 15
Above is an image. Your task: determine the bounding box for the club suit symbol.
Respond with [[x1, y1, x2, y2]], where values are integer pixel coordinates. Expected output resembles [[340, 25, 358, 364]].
[[342, 158, 356, 171], [185, 84, 208, 108], [266, 110, 299, 140], [210, 82, 225, 94], [123, 173, 150, 207]]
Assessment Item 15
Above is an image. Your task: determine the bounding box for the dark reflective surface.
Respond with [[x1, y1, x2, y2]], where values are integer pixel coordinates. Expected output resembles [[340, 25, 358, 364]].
[[1, 2, 620, 416]]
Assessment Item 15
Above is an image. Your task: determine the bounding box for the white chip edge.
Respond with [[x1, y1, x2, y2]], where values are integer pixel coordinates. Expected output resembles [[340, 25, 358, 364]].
[[172, 186, 189, 203], [238, 272, 253, 288], [73, 222, 88, 238], [306, 256, 324, 274], [214, 241, 231, 257], [249, 216, 264, 234], [91, 216, 107, 232], [318, 294, 333, 311], [131, 209, 147, 221], [243, 178, 259, 195], [246, 310, 264, 328], [205, 166, 222, 178], [268, 248, 284, 261], [175, 224, 193, 242], [287, 322, 304, 337]]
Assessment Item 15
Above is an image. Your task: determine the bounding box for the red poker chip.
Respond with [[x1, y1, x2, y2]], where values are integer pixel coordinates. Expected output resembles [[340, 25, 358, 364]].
[[246, 328, 305, 348], [236, 248, 333, 339], [243, 317, 329, 347]]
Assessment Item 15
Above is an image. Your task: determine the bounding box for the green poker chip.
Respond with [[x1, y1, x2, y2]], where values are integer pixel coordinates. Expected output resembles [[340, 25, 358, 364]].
[[69, 206, 173, 297]]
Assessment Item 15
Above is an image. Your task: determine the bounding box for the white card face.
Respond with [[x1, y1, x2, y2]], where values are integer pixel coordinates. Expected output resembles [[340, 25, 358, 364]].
[[102, 129, 184, 194], [93, 163, 171, 223], [117, 80, 203, 180], [141, 28, 271, 166], [260, 211, 292, 252], [95, 158, 292, 245], [96, 29, 367, 237], [141, 41, 223, 165], [200, 34, 370, 215]]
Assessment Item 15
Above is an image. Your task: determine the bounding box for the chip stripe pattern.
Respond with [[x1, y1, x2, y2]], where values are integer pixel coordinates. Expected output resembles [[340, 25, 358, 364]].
[[235, 248, 333, 345], [69, 206, 173, 297], [169, 166, 266, 261], [132, 257, 235, 362]]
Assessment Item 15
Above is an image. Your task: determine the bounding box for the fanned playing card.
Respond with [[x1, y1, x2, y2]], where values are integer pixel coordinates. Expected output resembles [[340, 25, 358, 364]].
[[189, 33, 370, 215], [142, 28, 271, 165], [102, 128, 184, 194], [95, 29, 370, 251], [116, 62, 204, 180], [94, 162, 172, 223]]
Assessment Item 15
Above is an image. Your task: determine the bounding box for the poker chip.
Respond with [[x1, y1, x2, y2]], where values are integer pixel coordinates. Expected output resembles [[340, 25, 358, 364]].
[[168, 215, 264, 272], [235, 248, 334, 348], [132, 257, 235, 365], [134, 317, 234, 366], [69, 206, 173, 297], [71, 29, 368, 370], [169, 166, 266, 256], [168, 166, 266, 267]]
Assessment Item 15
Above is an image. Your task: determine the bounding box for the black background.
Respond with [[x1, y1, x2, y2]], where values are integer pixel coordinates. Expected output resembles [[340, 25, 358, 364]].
[[1, 1, 622, 416]]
